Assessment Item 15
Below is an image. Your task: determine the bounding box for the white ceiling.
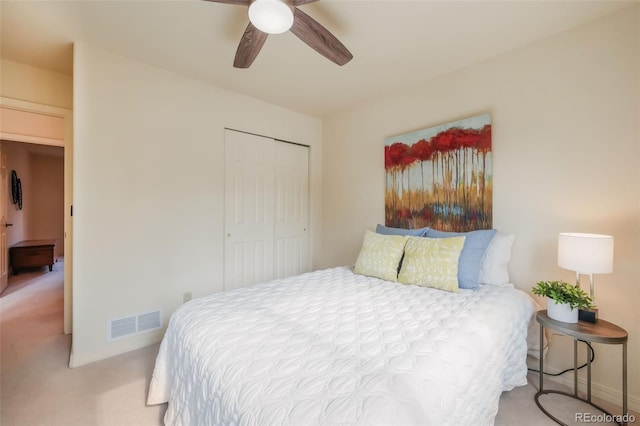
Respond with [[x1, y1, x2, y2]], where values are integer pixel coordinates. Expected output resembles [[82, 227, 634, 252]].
[[1, 0, 635, 117]]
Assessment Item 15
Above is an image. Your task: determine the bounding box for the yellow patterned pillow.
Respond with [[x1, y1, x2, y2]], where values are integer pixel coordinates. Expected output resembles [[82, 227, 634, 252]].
[[354, 230, 407, 282], [398, 236, 466, 292]]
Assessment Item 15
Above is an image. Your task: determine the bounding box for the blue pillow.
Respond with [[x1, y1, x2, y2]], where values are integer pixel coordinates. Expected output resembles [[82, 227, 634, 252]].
[[376, 224, 429, 237], [425, 228, 497, 289]]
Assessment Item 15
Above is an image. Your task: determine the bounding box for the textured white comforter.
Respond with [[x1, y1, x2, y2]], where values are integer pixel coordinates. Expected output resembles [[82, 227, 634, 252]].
[[148, 267, 534, 426]]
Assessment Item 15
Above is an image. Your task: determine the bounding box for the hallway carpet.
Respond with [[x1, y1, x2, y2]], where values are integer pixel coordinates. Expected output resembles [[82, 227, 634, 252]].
[[0, 260, 165, 426]]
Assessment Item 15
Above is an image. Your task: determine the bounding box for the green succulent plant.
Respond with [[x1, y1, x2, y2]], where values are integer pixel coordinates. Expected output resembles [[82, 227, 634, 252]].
[[532, 280, 595, 310]]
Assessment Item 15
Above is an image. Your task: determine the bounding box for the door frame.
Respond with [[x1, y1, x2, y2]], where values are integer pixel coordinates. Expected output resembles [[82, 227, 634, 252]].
[[0, 96, 73, 334], [0, 147, 8, 294]]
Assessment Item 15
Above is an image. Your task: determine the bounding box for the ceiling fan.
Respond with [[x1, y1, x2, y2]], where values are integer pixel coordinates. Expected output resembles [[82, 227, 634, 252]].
[[203, 0, 353, 68]]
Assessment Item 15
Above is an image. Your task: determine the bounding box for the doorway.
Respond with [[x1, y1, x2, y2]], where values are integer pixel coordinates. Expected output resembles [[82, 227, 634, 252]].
[[1, 139, 65, 286], [0, 97, 72, 336]]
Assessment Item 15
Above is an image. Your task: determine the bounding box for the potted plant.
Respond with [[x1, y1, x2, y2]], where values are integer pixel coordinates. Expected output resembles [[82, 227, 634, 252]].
[[532, 280, 594, 323]]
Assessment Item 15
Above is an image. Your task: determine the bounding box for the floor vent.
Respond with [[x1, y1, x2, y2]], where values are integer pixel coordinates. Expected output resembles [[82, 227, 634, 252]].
[[108, 310, 162, 341]]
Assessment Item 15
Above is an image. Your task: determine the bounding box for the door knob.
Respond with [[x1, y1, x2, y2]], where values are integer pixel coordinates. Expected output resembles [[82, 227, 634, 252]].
[[4, 223, 13, 228]]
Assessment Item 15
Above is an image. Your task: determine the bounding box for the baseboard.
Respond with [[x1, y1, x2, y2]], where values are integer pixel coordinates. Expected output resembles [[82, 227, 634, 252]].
[[542, 368, 640, 414], [68, 331, 163, 368]]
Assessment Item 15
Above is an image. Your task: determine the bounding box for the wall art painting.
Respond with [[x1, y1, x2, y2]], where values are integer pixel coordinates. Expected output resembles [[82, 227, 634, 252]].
[[384, 113, 492, 232]]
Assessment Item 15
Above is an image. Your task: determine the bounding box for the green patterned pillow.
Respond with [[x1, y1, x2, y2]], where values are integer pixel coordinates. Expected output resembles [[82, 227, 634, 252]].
[[398, 236, 466, 292], [354, 230, 407, 282]]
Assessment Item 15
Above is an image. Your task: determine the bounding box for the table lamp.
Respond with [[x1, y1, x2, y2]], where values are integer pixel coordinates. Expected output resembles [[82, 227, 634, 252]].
[[557, 232, 614, 323]]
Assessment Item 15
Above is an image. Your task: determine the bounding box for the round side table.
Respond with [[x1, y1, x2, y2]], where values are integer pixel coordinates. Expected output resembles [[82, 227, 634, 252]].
[[535, 310, 628, 425]]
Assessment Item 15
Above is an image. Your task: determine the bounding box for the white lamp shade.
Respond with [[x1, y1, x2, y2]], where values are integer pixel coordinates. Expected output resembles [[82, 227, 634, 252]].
[[248, 0, 294, 34], [557, 232, 614, 274]]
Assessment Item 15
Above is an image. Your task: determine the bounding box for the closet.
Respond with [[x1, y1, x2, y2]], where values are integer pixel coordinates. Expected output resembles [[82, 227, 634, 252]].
[[224, 129, 309, 291]]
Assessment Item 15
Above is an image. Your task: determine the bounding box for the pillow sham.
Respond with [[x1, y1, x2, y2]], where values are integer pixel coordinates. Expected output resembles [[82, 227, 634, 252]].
[[479, 232, 515, 286], [375, 224, 429, 237], [354, 230, 407, 282], [398, 236, 465, 292], [425, 228, 497, 289]]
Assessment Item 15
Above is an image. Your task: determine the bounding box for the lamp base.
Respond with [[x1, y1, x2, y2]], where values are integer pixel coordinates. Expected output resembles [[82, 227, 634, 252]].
[[579, 308, 598, 323]]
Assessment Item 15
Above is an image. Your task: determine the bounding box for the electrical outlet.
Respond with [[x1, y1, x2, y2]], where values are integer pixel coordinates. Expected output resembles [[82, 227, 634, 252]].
[[183, 292, 192, 303]]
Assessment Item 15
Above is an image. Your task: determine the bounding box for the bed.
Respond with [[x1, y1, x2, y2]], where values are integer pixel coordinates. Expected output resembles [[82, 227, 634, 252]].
[[147, 262, 535, 425]]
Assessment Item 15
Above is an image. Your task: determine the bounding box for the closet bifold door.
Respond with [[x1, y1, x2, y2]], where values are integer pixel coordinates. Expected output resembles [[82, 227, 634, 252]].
[[274, 141, 309, 279], [224, 130, 310, 292], [224, 130, 275, 292]]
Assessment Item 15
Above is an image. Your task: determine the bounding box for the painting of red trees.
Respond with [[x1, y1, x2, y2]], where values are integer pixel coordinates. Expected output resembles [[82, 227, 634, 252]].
[[385, 113, 492, 232]]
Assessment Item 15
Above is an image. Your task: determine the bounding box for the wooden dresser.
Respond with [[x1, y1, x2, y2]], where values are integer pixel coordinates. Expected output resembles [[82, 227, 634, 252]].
[[10, 239, 57, 274]]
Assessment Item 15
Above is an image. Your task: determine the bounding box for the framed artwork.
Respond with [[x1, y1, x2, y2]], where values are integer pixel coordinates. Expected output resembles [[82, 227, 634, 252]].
[[10, 170, 23, 210], [384, 113, 492, 232], [17, 178, 22, 210]]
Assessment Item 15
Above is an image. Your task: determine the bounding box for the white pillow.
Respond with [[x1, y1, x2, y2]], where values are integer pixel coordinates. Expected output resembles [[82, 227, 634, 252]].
[[479, 232, 515, 286]]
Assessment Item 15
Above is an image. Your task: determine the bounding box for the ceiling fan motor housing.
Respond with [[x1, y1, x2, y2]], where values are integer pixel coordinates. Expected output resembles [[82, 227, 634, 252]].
[[248, 0, 294, 34]]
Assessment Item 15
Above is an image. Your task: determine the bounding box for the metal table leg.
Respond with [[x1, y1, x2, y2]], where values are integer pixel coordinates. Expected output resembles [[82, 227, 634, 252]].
[[623, 342, 627, 426], [587, 339, 591, 402], [540, 324, 544, 392], [574, 339, 578, 397]]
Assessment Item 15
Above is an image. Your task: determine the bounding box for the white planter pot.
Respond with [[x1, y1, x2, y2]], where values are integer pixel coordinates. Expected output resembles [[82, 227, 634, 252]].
[[547, 297, 578, 323]]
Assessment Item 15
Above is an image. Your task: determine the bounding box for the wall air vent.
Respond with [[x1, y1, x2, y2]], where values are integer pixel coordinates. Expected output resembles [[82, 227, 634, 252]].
[[108, 310, 163, 341], [109, 316, 136, 340], [137, 311, 162, 332]]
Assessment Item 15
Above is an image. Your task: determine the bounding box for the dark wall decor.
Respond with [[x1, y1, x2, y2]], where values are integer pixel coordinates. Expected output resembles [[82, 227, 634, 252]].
[[10, 170, 23, 210], [17, 178, 22, 210], [11, 170, 18, 204]]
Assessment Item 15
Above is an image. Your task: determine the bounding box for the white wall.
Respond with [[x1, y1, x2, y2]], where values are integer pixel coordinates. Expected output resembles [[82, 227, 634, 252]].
[[71, 43, 323, 366], [321, 6, 640, 410]]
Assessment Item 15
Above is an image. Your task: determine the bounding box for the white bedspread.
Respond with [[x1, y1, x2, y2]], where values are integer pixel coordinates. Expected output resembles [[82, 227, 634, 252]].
[[148, 266, 534, 426]]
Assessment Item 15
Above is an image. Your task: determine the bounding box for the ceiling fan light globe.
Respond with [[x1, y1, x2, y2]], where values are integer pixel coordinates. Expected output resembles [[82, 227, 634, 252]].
[[248, 0, 293, 34]]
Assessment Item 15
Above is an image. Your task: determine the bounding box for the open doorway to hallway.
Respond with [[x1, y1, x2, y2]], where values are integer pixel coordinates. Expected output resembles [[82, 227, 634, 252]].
[[1, 140, 64, 264], [0, 97, 73, 338], [0, 139, 64, 307]]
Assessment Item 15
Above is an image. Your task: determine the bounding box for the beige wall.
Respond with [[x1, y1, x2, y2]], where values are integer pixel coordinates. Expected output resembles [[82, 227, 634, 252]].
[[322, 6, 640, 410], [0, 59, 73, 109], [71, 43, 323, 366], [4, 142, 31, 248], [2, 142, 65, 258], [30, 154, 64, 257]]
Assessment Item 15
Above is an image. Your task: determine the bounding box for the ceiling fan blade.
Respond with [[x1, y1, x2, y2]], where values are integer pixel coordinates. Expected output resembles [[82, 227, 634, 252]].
[[290, 7, 353, 66], [234, 22, 268, 68], [293, 0, 320, 5], [201, 0, 250, 5]]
